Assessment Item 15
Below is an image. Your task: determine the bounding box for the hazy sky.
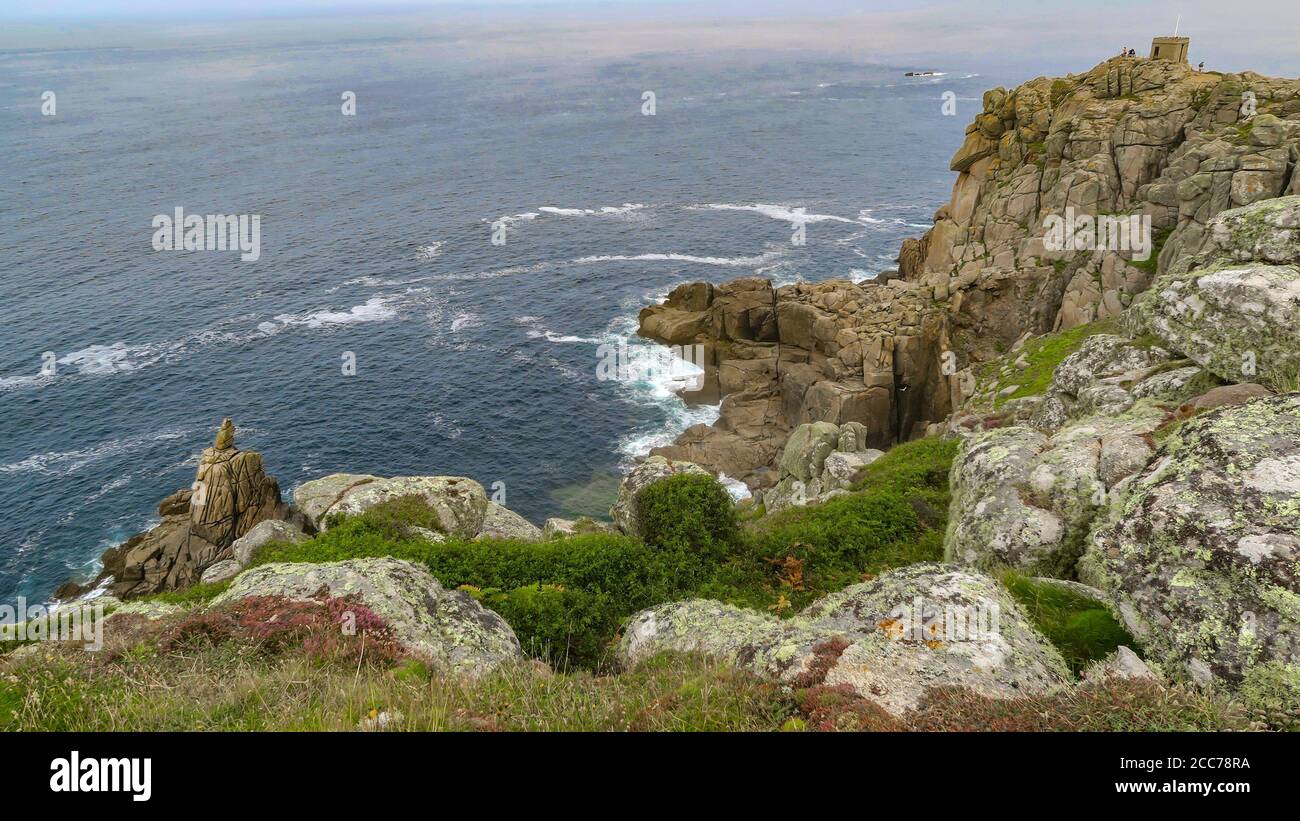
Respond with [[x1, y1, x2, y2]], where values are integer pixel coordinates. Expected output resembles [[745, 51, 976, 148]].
[[2, 0, 1296, 77]]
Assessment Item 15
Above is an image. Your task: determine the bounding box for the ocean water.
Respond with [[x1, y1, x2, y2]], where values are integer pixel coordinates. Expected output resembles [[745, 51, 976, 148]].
[[0, 33, 994, 604]]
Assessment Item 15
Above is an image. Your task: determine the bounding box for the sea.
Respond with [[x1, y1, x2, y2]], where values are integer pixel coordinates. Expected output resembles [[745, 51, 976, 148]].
[[0, 26, 1002, 605]]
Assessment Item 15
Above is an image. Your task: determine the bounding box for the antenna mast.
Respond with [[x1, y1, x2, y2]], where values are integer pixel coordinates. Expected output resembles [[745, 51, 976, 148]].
[[1174, 14, 1182, 36]]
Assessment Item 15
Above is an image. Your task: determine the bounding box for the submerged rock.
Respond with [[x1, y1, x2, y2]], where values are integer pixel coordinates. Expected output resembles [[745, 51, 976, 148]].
[[212, 557, 522, 675], [617, 563, 1070, 715]]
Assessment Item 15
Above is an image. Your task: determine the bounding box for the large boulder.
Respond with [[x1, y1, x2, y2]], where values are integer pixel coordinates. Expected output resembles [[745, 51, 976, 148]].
[[294, 474, 490, 538], [1081, 393, 1300, 691], [610, 456, 709, 536], [212, 557, 522, 675], [618, 563, 1070, 715], [476, 502, 543, 542], [763, 421, 883, 514], [231, 519, 308, 567], [945, 403, 1166, 576], [1175, 194, 1300, 272], [1028, 334, 1180, 430], [1133, 262, 1300, 390]]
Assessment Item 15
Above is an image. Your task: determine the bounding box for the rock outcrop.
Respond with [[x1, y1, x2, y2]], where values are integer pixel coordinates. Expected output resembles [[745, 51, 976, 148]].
[[64, 419, 293, 600], [212, 557, 523, 675], [618, 563, 1070, 715], [636, 61, 1300, 493], [912, 59, 1300, 342], [639, 277, 953, 489]]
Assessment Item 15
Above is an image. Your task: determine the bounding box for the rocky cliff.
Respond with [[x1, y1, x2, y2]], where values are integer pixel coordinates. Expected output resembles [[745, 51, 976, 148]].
[[639, 56, 1300, 494]]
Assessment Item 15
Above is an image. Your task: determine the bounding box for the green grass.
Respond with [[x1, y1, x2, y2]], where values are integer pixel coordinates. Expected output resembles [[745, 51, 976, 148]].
[[986, 318, 1119, 406], [999, 571, 1135, 675], [0, 643, 793, 732]]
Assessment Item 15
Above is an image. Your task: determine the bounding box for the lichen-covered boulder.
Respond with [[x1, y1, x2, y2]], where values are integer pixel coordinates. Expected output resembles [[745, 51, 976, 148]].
[[822, 449, 883, 490], [1133, 263, 1300, 390], [294, 474, 489, 538], [617, 563, 1070, 715], [231, 519, 307, 567], [763, 422, 884, 514], [212, 557, 521, 675], [945, 403, 1165, 576], [609, 455, 709, 536], [476, 502, 542, 542], [1177, 194, 1300, 272], [1081, 393, 1300, 691], [291, 473, 378, 525]]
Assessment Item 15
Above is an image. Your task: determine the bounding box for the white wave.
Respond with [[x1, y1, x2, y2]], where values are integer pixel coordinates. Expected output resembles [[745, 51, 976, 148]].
[[450, 311, 481, 332], [273, 296, 399, 329], [415, 241, 444, 261], [688, 202, 858, 224], [515, 316, 598, 344], [536, 203, 646, 217], [334, 274, 428, 289], [57, 343, 139, 374], [592, 312, 722, 466], [0, 372, 54, 392], [718, 473, 753, 501], [0, 427, 194, 477], [857, 208, 932, 229], [573, 250, 785, 267], [429, 412, 464, 440]]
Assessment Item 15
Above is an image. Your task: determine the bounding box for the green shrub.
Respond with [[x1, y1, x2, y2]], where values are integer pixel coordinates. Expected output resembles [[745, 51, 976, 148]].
[[138, 580, 232, 606], [635, 473, 738, 556], [256, 529, 704, 671]]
